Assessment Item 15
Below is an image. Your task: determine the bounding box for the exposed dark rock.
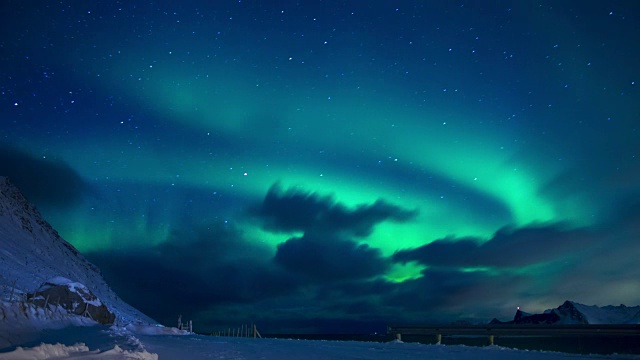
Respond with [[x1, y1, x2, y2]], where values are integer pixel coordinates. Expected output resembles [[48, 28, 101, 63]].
[[513, 310, 560, 324], [27, 279, 115, 325]]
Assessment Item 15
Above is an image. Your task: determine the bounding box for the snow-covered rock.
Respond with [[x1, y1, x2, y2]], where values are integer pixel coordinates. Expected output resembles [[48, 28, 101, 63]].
[[27, 277, 115, 325]]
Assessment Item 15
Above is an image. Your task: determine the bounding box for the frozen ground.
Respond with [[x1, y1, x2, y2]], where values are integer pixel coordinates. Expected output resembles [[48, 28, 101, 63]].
[[2, 325, 640, 360]]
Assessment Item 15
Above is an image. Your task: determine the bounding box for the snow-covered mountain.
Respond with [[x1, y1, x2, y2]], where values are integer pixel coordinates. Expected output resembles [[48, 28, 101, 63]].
[[492, 300, 640, 325], [0, 176, 155, 326], [549, 301, 640, 324]]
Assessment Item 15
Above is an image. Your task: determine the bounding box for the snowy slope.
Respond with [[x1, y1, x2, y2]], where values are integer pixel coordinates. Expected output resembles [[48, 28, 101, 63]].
[[554, 301, 640, 325], [0, 176, 155, 327]]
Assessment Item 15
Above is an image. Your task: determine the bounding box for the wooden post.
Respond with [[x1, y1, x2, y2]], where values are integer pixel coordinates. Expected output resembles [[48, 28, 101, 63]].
[[189, 320, 193, 333], [396, 333, 402, 342], [436, 334, 442, 345], [488, 335, 494, 346], [253, 324, 262, 338]]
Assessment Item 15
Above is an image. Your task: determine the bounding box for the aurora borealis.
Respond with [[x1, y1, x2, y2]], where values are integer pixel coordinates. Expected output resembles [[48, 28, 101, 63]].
[[1, 1, 639, 333]]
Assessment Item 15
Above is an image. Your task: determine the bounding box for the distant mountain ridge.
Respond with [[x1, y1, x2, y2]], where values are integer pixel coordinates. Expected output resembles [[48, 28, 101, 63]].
[[491, 300, 640, 325], [0, 176, 154, 325]]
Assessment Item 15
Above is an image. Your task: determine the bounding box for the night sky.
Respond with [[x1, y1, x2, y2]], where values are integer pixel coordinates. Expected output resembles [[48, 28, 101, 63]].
[[1, 1, 639, 334]]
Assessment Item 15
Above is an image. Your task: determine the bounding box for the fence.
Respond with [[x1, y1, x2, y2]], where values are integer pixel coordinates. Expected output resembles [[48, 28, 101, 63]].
[[177, 316, 193, 333], [211, 323, 262, 338], [388, 324, 640, 346]]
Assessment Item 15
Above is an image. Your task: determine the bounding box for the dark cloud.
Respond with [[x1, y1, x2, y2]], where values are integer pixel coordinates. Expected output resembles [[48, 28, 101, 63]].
[[87, 225, 394, 330], [392, 224, 594, 268], [385, 206, 640, 322], [254, 183, 418, 237], [0, 143, 90, 208], [87, 182, 640, 333], [86, 223, 298, 327], [378, 267, 545, 323], [88, 212, 640, 333], [274, 233, 389, 282], [83, 183, 421, 332]]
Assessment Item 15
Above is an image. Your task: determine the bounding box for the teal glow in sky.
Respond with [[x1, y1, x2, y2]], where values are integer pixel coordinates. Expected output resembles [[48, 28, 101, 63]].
[[1, 1, 639, 333]]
